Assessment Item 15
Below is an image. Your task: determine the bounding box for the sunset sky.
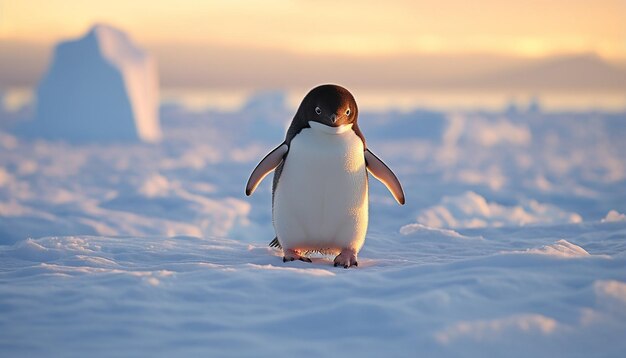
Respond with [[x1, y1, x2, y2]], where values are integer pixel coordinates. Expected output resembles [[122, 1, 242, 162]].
[[1, 0, 624, 59]]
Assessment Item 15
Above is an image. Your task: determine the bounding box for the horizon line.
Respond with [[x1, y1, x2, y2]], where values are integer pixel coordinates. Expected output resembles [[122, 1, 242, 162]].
[[1, 37, 625, 63]]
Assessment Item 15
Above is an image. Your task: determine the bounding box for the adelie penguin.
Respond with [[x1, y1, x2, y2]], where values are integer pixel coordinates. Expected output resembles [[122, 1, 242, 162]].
[[246, 84, 405, 268]]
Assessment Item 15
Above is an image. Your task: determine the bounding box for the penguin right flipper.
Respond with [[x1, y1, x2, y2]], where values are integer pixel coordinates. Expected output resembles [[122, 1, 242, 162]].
[[245, 144, 289, 196], [364, 149, 406, 205]]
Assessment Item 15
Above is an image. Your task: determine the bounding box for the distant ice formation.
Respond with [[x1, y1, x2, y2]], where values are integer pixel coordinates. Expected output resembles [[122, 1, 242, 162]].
[[33, 24, 161, 142]]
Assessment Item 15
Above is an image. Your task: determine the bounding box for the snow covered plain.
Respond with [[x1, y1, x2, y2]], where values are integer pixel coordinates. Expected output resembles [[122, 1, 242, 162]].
[[1, 93, 626, 356]]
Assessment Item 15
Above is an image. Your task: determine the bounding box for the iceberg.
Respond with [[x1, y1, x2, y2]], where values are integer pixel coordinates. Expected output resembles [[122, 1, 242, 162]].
[[34, 24, 161, 142]]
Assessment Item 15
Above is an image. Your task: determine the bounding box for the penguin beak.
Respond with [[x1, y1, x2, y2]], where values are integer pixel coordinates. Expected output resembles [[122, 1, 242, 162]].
[[329, 114, 337, 124]]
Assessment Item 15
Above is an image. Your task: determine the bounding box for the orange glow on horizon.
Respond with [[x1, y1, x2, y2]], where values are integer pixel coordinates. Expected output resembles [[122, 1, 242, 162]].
[[0, 0, 624, 60]]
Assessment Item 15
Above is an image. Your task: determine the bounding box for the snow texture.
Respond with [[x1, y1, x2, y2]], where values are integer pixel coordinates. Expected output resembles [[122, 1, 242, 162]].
[[414, 191, 582, 229], [29, 24, 160, 142], [602, 209, 626, 223], [1, 91, 626, 357]]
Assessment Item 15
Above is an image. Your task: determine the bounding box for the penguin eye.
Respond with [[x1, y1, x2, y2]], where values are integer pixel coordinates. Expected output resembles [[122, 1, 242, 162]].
[[346, 108, 351, 116], [315, 107, 322, 115]]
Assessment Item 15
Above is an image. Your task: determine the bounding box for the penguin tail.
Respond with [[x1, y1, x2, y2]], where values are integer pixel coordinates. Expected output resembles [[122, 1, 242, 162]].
[[269, 237, 282, 249]]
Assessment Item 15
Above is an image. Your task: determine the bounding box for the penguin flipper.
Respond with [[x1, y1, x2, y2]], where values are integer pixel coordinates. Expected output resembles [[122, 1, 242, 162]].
[[364, 149, 405, 205], [246, 144, 288, 196]]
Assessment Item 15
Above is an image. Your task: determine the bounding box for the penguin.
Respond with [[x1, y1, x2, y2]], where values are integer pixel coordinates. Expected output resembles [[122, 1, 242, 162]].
[[245, 84, 404, 268]]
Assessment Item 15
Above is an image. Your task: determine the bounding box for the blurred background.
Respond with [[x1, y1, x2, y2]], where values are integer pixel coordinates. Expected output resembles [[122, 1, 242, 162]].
[[1, 0, 625, 111], [0, 1, 625, 243]]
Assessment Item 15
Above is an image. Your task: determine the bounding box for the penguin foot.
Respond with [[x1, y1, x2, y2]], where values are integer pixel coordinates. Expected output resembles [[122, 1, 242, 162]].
[[283, 249, 312, 263], [333, 249, 358, 269]]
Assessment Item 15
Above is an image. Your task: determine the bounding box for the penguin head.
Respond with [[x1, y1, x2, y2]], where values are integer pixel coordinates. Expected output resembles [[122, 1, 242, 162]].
[[297, 84, 358, 127]]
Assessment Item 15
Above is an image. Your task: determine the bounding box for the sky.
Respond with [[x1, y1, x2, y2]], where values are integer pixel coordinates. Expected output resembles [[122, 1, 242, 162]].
[[0, 0, 625, 91], [1, 0, 624, 59]]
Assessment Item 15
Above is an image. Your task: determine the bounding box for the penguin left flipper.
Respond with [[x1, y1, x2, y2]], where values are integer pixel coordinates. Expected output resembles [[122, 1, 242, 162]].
[[364, 149, 405, 205], [246, 143, 289, 196]]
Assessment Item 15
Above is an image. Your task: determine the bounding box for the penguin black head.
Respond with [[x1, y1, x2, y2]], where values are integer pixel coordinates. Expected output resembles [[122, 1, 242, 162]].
[[296, 84, 358, 127], [284, 84, 365, 147]]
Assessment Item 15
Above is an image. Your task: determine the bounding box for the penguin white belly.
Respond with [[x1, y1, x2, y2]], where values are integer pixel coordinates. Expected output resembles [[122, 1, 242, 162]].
[[273, 123, 368, 253]]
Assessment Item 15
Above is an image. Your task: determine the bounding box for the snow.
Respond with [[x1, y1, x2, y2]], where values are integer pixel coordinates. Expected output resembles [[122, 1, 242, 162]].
[[1, 91, 626, 356], [414, 191, 583, 229], [1, 226, 625, 356], [595, 280, 626, 305], [27, 24, 160, 142], [602, 209, 626, 222], [512, 239, 592, 258], [435, 314, 559, 344]]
